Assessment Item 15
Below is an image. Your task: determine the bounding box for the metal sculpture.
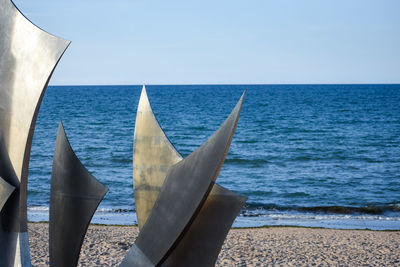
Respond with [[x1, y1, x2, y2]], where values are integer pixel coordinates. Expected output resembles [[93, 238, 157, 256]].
[[0, 176, 15, 212], [1, 0, 248, 265], [0, 0, 70, 265], [132, 86, 182, 230], [161, 184, 247, 267], [49, 122, 108, 267], [121, 86, 246, 266]]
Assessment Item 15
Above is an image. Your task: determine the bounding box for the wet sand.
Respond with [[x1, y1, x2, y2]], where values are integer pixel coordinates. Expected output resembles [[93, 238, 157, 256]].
[[29, 223, 400, 266]]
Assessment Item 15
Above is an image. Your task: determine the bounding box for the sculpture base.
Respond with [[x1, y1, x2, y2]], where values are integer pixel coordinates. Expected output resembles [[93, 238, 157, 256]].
[[120, 244, 154, 267], [0, 230, 31, 267]]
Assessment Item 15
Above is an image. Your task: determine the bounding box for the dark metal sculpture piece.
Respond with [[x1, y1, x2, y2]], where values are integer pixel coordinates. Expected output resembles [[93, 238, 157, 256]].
[[49, 122, 108, 267], [0, 176, 15, 212], [0, 0, 70, 265], [161, 184, 247, 267], [121, 89, 245, 266]]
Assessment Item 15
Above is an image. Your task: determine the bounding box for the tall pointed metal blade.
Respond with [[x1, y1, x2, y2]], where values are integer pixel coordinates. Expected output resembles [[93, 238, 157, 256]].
[[0, 0, 70, 265], [133, 85, 182, 229], [49, 122, 108, 267], [122, 92, 245, 266]]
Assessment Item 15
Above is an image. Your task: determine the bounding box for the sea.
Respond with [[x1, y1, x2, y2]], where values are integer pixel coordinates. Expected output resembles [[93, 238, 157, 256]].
[[28, 84, 400, 230]]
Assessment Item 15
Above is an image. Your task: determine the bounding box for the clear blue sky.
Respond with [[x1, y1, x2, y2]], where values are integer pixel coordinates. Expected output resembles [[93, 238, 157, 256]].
[[13, 0, 400, 85]]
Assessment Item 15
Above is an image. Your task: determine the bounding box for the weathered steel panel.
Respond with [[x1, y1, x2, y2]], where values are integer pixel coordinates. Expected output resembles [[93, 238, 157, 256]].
[[49, 122, 108, 267], [0, 0, 69, 265], [161, 184, 247, 267], [133, 86, 182, 230]]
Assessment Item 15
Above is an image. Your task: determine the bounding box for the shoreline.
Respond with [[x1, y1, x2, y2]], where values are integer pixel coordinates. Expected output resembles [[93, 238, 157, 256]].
[[29, 222, 400, 266], [28, 221, 400, 231], [28, 207, 400, 231]]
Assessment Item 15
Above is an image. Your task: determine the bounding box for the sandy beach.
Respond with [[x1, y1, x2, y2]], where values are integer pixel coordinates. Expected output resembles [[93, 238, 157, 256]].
[[28, 223, 399, 266]]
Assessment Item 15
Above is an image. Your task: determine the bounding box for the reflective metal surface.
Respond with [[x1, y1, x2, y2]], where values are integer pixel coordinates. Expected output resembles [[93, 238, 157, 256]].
[[0, 0, 70, 265], [0, 176, 15, 211], [161, 184, 247, 267], [130, 86, 247, 266], [121, 90, 244, 266], [120, 244, 154, 267], [49, 122, 108, 267], [133, 85, 182, 229]]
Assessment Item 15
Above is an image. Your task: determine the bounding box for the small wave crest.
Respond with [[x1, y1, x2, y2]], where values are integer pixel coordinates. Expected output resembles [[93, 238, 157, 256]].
[[28, 206, 49, 212], [28, 206, 135, 213], [96, 207, 135, 213], [225, 157, 270, 165], [243, 203, 400, 216]]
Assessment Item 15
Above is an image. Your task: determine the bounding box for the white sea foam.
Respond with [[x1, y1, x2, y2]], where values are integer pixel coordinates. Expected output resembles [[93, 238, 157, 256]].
[[28, 205, 400, 230]]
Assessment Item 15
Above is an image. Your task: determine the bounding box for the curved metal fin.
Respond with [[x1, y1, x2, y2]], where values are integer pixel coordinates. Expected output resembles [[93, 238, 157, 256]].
[[162, 184, 247, 267], [133, 85, 182, 229], [0, 176, 15, 212], [0, 0, 70, 265], [131, 88, 248, 266], [123, 92, 245, 266], [49, 122, 108, 267]]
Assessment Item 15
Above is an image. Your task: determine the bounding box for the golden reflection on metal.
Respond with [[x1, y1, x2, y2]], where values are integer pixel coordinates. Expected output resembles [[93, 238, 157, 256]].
[[0, 0, 70, 265], [133, 85, 182, 229]]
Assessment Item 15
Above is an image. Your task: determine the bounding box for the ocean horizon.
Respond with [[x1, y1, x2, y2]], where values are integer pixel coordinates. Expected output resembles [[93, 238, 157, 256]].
[[28, 84, 400, 230]]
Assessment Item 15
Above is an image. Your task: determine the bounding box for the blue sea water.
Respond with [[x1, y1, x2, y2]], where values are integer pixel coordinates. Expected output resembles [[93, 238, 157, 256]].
[[28, 84, 400, 230]]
